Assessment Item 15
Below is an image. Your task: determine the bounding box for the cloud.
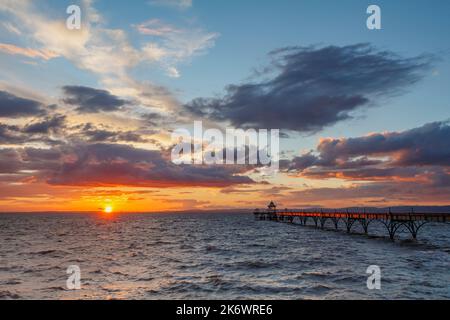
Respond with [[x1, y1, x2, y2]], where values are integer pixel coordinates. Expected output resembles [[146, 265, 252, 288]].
[[185, 44, 432, 133], [0, 1, 214, 80], [137, 19, 218, 60], [76, 123, 149, 143], [136, 19, 219, 76], [0, 126, 65, 148], [141, 43, 167, 60], [0, 0, 91, 64], [0, 124, 23, 144], [0, 119, 67, 146], [315, 121, 450, 167], [0, 90, 47, 118], [136, 19, 183, 36], [0, 148, 22, 173], [0, 43, 58, 60], [0, 141, 254, 188], [2, 22, 22, 35], [24, 115, 66, 134], [280, 152, 319, 171], [281, 121, 450, 189], [167, 66, 180, 78], [47, 143, 254, 187], [62, 86, 128, 113], [0, 146, 61, 175]]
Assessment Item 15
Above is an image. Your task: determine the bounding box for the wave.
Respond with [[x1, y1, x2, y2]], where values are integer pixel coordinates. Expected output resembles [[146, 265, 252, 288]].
[[0, 290, 21, 299]]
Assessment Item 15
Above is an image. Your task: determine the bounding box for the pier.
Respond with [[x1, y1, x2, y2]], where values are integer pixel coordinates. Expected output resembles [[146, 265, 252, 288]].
[[254, 202, 450, 240]]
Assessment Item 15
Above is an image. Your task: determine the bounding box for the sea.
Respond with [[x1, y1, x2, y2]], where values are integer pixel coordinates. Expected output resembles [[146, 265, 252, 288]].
[[0, 212, 449, 300]]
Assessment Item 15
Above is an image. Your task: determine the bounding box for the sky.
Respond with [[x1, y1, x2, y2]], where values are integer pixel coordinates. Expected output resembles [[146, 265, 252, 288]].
[[0, 0, 449, 212]]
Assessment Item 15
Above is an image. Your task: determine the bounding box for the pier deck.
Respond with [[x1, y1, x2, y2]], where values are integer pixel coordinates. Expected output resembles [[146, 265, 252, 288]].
[[254, 206, 450, 240]]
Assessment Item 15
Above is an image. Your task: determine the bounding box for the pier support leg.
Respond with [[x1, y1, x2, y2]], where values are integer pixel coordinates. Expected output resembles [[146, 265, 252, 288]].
[[359, 219, 371, 234], [303, 217, 308, 226], [331, 218, 339, 230], [313, 217, 319, 228], [319, 217, 327, 229], [383, 221, 403, 241], [344, 218, 355, 233], [404, 221, 427, 240]]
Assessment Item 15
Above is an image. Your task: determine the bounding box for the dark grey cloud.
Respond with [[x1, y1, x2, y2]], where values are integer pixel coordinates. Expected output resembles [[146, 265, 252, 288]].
[[0, 114, 66, 145], [0, 148, 22, 173], [0, 91, 47, 118], [1, 141, 254, 187], [283, 121, 450, 173], [184, 44, 432, 132], [0, 123, 22, 144], [24, 115, 66, 134], [83, 129, 147, 143], [83, 129, 117, 142], [280, 152, 319, 171], [46, 143, 254, 187], [23, 148, 62, 161], [62, 86, 128, 113], [280, 153, 382, 172], [281, 121, 450, 188], [316, 121, 450, 167], [0, 124, 65, 146], [0, 147, 63, 172], [141, 112, 165, 126], [73, 123, 149, 143]]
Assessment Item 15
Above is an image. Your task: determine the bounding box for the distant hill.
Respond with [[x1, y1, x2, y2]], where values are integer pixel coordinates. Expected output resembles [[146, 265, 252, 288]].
[[286, 206, 450, 214]]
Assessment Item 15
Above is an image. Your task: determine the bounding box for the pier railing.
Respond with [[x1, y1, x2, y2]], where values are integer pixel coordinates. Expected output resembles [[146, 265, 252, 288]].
[[254, 208, 450, 240]]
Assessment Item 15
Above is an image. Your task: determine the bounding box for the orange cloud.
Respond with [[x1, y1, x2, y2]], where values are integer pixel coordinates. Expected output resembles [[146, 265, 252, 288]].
[[0, 43, 58, 60]]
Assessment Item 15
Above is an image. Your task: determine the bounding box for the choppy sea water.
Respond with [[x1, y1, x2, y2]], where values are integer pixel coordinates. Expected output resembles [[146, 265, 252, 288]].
[[0, 213, 449, 300]]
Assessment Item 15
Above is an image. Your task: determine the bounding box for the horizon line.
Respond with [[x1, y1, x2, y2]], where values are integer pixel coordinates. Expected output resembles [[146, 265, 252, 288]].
[[2, 204, 450, 215]]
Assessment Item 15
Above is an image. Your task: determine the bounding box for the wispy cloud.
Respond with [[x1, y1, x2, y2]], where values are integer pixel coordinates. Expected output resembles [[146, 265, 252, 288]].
[[136, 19, 219, 78], [2, 22, 22, 35], [0, 43, 58, 60], [136, 19, 183, 36]]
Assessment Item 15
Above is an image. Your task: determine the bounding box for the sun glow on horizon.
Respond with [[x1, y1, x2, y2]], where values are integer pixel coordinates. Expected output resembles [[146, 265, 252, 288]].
[[104, 205, 113, 214]]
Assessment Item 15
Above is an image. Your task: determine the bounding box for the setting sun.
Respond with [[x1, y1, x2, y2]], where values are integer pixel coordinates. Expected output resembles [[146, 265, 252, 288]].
[[104, 206, 113, 214]]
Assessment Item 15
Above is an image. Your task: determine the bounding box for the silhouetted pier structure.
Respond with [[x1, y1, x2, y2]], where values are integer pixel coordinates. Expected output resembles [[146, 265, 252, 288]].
[[254, 202, 450, 240]]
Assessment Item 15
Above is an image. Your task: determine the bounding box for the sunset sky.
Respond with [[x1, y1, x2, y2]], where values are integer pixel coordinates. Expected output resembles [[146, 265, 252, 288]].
[[0, 0, 449, 212]]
